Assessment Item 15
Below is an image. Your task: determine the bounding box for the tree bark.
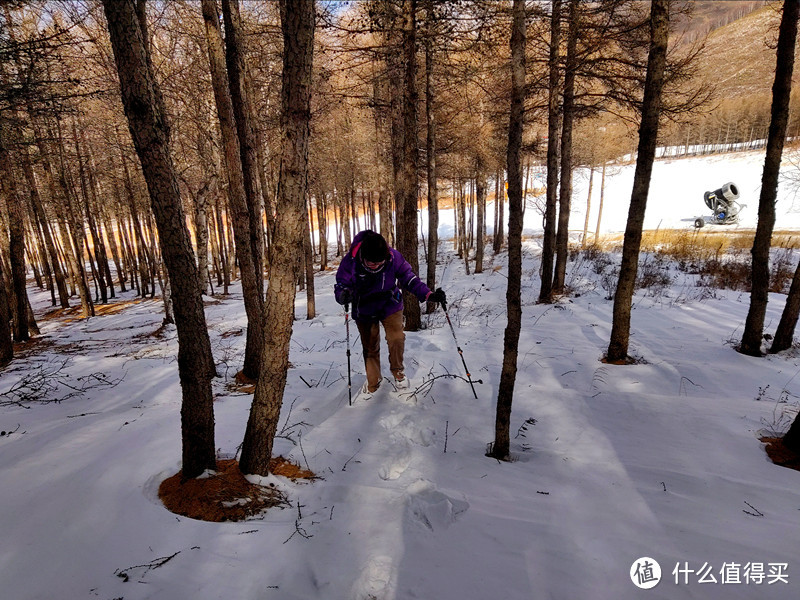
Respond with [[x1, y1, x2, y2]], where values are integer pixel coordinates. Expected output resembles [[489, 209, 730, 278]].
[[221, 0, 265, 295], [103, 0, 216, 479], [425, 25, 438, 312], [553, 0, 579, 294], [740, 0, 798, 356], [594, 162, 606, 245], [239, 0, 315, 476], [390, 0, 421, 331], [14, 111, 72, 308], [0, 256, 12, 365], [0, 121, 30, 341], [73, 119, 108, 304], [304, 195, 316, 319], [201, 0, 264, 379], [491, 0, 526, 462], [771, 259, 800, 353], [475, 159, 486, 274], [539, 0, 561, 303], [606, 0, 669, 362], [582, 166, 594, 247]]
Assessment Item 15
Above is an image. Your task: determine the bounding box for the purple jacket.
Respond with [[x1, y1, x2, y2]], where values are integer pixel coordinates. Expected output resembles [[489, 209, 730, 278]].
[[335, 232, 431, 323]]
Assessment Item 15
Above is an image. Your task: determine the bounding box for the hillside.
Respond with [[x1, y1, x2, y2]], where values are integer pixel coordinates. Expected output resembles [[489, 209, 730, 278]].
[[691, 2, 794, 99]]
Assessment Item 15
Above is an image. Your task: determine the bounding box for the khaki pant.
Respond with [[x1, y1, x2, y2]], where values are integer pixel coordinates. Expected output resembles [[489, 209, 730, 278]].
[[356, 310, 405, 392]]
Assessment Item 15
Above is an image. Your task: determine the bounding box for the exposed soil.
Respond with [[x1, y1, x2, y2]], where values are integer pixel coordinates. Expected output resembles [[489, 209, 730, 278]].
[[158, 457, 314, 522]]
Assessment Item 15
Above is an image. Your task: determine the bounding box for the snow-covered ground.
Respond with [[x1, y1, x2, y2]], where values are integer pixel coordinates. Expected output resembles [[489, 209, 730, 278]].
[[2, 150, 800, 600]]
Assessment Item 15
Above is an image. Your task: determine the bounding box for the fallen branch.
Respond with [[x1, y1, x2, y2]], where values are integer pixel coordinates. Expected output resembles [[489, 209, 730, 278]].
[[403, 373, 484, 403], [0, 358, 124, 408], [115, 549, 185, 582]]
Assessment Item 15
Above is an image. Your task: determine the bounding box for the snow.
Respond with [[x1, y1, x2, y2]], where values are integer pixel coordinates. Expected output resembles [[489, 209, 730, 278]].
[[421, 149, 800, 241], [2, 149, 800, 599]]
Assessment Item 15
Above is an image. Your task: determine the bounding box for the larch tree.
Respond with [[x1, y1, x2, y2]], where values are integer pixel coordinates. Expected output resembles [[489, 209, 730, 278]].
[[739, 0, 798, 357], [0, 120, 29, 341], [538, 0, 561, 304], [201, 0, 265, 381], [552, 0, 579, 294], [221, 0, 265, 293], [239, 0, 315, 476], [102, 0, 217, 479], [490, 0, 525, 462], [423, 0, 438, 311], [0, 255, 11, 365], [395, 0, 423, 331], [606, 0, 669, 363]]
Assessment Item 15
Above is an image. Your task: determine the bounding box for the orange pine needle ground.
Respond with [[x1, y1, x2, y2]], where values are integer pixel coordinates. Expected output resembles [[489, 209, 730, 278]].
[[158, 457, 314, 522]]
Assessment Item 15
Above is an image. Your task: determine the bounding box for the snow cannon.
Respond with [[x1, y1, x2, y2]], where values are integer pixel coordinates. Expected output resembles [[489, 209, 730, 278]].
[[694, 182, 744, 228]]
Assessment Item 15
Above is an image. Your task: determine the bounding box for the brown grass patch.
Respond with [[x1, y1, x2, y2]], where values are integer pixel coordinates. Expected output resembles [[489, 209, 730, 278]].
[[592, 229, 800, 257], [158, 457, 313, 522], [761, 437, 800, 472]]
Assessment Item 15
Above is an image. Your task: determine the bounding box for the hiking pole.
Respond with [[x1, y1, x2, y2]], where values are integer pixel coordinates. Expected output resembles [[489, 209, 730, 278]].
[[345, 302, 352, 406], [440, 298, 478, 399]]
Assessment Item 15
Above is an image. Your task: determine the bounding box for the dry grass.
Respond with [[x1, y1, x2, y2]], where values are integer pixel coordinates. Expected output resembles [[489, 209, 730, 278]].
[[592, 229, 800, 259], [576, 228, 799, 295]]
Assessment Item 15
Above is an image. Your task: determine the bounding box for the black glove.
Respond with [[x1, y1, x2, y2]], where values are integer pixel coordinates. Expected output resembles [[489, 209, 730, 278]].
[[339, 288, 354, 306], [428, 288, 446, 305]]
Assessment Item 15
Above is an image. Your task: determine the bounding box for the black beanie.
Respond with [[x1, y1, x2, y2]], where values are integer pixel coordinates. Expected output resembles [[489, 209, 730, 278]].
[[360, 231, 389, 262]]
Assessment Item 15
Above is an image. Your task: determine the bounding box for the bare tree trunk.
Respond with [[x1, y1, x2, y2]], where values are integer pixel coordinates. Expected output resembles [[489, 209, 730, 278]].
[[606, 0, 669, 363], [475, 160, 486, 274], [0, 257, 12, 365], [740, 0, 798, 356], [317, 191, 328, 270], [582, 166, 594, 247], [493, 171, 500, 252], [100, 200, 126, 292], [73, 119, 108, 304], [539, 0, 561, 304], [84, 144, 116, 298], [239, 0, 314, 476], [425, 24, 438, 313], [103, 0, 216, 480], [490, 0, 526, 462], [339, 188, 352, 248], [0, 122, 30, 340], [119, 143, 155, 296], [388, 0, 422, 330], [221, 0, 264, 295], [304, 195, 315, 319], [214, 196, 230, 292], [594, 162, 606, 245], [498, 170, 505, 251], [553, 0, 579, 294], [202, 0, 264, 379], [24, 139, 70, 307], [771, 259, 800, 353]]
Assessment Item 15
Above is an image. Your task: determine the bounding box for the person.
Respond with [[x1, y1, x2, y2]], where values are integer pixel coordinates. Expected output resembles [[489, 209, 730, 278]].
[[335, 230, 446, 395]]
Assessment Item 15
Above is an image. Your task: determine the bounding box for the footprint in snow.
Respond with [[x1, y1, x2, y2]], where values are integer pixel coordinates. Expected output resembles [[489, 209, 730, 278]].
[[351, 555, 396, 600], [378, 444, 412, 480], [405, 479, 469, 531]]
